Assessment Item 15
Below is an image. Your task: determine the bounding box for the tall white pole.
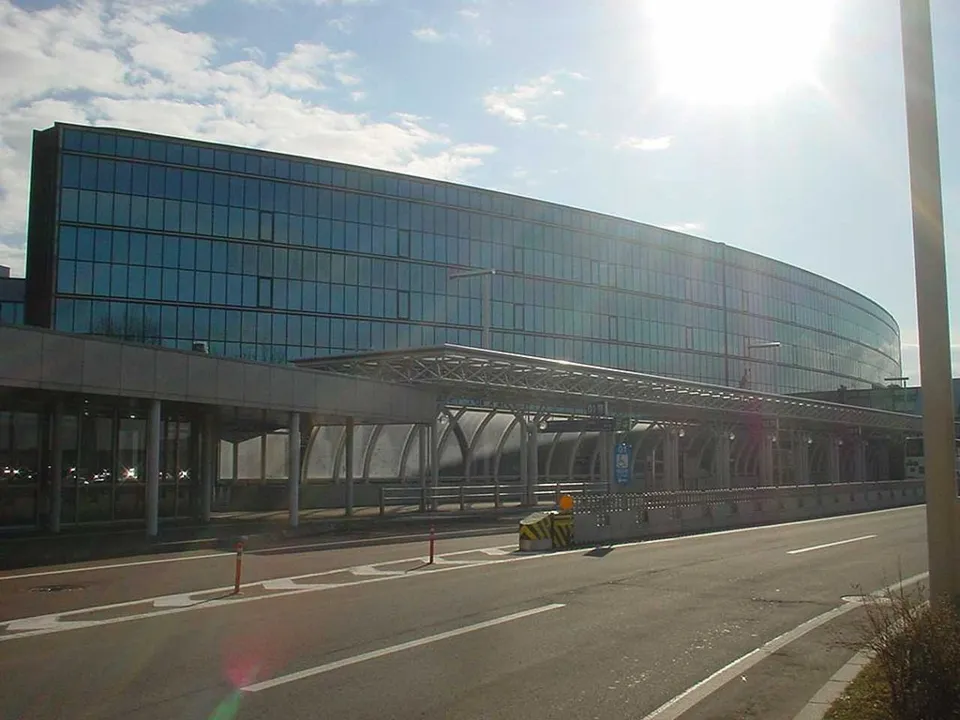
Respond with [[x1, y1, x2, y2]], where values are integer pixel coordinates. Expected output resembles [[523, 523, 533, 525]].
[[900, 0, 957, 602]]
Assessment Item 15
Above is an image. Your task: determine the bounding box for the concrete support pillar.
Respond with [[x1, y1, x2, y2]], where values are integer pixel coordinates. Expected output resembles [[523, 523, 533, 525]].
[[146, 399, 161, 538], [599, 430, 612, 492], [429, 416, 440, 511], [714, 430, 732, 489], [288, 411, 300, 528], [201, 413, 216, 523], [418, 424, 427, 512], [854, 437, 867, 485], [878, 443, 891, 481], [526, 422, 538, 505], [759, 433, 774, 487], [827, 439, 841, 485], [794, 433, 811, 486], [231, 441, 239, 484], [344, 418, 355, 516], [49, 402, 64, 534], [259, 432, 267, 484], [518, 417, 529, 506], [663, 430, 680, 490]]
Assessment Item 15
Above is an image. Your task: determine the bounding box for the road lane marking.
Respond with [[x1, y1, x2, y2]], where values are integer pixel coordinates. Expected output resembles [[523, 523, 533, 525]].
[[787, 535, 877, 555], [0, 553, 230, 581], [0, 530, 516, 582], [242, 603, 566, 693], [639, 571, 928, 720]]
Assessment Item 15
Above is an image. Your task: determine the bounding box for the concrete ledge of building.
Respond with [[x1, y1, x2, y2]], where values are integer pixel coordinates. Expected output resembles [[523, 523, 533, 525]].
[[0, 507, 531, 571]]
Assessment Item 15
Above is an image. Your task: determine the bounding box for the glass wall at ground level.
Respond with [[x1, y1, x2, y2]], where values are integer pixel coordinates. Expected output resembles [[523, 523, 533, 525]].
[[0, 395, 203, 529]]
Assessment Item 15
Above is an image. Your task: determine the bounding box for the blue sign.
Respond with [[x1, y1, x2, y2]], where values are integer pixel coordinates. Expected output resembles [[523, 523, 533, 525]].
[[614, 443, 632, 485]]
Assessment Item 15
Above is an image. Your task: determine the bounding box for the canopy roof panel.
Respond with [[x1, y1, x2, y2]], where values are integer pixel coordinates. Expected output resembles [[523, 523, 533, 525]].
[[296, 345, 922, 432]]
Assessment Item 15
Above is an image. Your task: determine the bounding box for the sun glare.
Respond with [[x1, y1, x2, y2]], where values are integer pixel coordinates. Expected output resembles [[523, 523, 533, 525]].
[[645, 0, 834, 105]]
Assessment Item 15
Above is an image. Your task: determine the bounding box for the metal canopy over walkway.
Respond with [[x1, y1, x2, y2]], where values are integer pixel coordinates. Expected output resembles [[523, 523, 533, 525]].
[[295, 345, 922, 433]]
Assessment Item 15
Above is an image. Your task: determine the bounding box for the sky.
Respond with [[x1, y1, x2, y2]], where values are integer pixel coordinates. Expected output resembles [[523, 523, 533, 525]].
[[1, 0, 959, 384]]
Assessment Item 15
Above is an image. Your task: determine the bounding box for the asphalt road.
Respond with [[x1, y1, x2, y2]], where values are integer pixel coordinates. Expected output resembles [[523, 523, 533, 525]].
[[0, 506, 928, 720]]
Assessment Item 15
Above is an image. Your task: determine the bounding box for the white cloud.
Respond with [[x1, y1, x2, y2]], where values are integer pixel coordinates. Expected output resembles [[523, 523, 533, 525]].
[[664, 222, 705, 234], [412, 26, 443, 42], [0, 0, 495, 276], [898, 339, 960, 384], [616, 135, 673, 151], [458, 8, 480, 20], [483, 71, 582, 127], [350, 90, 366, 101], [327, 15, 353, 33]]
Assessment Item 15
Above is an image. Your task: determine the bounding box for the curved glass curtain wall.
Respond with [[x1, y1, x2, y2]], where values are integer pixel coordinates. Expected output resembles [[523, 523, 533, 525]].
[[48, 124, 901, 394]]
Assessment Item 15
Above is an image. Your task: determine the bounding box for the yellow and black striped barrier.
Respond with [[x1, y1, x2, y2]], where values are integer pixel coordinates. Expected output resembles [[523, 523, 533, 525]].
[[519, 511, 575, 551], [550, 513, 573, 549], [518, 511, 553, 551]]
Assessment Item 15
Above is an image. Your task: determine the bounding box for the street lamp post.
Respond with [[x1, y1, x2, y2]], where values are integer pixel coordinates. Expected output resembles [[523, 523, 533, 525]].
[[748, 341, 782, 485], [449, 269, 496, 350], [900, 0, 957, 602]]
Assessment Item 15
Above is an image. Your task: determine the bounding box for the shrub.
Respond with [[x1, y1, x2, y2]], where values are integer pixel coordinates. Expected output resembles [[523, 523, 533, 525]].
[[857, 583, 960, 720]]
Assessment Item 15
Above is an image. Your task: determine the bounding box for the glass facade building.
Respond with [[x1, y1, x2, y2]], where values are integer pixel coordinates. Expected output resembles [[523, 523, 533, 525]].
[[25, 123, 901, 394], [0, 273, 25, 326]]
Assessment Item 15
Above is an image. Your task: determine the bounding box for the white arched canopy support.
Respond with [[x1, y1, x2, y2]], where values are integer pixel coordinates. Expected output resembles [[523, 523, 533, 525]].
[[463, 408, 499, 482]]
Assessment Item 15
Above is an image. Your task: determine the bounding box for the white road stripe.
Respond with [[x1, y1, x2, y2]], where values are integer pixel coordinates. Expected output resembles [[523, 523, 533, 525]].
[[787, 534, 877, 555], [242, 603, 566, 693], [639, 572, 928, 720], [0, 529, 514, 582], [0, 553, 229, 581]]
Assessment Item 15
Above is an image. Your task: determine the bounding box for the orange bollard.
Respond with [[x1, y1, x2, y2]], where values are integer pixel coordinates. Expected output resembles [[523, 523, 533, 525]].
[[233, 539, 244, 594], [428, 525, 436, 564]]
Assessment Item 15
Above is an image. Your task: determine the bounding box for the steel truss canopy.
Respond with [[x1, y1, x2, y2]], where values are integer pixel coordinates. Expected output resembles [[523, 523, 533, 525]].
[[295, 345, 923, 432]]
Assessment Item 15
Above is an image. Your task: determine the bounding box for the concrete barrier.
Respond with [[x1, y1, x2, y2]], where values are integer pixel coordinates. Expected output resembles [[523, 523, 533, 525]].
[[571, 481, 924, 547]]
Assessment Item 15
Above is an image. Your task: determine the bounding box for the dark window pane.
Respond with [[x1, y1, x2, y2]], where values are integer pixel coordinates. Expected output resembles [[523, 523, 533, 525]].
[[213, 206, 229, 236], [78, 190, 97, 223], [74, 261, 93, 294], [145, 267, 161, 300], [194, 271, 210, 303], [113, 194, 130, 226], [162, 235, 179, 267], [260, 212, 273, 241], [76, 228, 95, 261], [57, 259, 76, 293], [178, 270, 195, 302], [93, 263, 110, 295], [146, 234, 164, 267], [63, 129, 83, 151], [60, 189, 79, 222], [94, 229, 111, 262], [96, 159, 115, 192], [195, 239, 211, 270], [95, 192, 113, 225], [61, 155, 80, 188], [162, 268, 178, 301], [127, 266, 145, 299], [111, 264, 128, 298]]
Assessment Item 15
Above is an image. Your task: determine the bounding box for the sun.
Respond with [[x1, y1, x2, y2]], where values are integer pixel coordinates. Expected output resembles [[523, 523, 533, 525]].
[[645, 0, 834, 106]]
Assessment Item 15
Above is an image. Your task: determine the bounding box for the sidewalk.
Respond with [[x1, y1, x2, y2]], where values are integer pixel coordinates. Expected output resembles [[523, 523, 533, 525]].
[[793, 650, 871, 720], [0, 504, 533, 571]]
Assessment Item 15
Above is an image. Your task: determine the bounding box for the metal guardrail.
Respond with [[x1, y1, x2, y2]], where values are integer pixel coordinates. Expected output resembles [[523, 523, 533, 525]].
[[378, 481, 607, 515], [572, 480, 924, 514]]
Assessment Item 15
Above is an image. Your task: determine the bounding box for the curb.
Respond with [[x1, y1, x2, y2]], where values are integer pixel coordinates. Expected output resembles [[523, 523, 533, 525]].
[[792, 649, 872, 720]]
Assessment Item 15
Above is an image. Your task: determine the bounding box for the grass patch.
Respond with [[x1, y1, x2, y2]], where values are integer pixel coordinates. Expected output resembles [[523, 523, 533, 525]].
[[824, 658, 891, 720]]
